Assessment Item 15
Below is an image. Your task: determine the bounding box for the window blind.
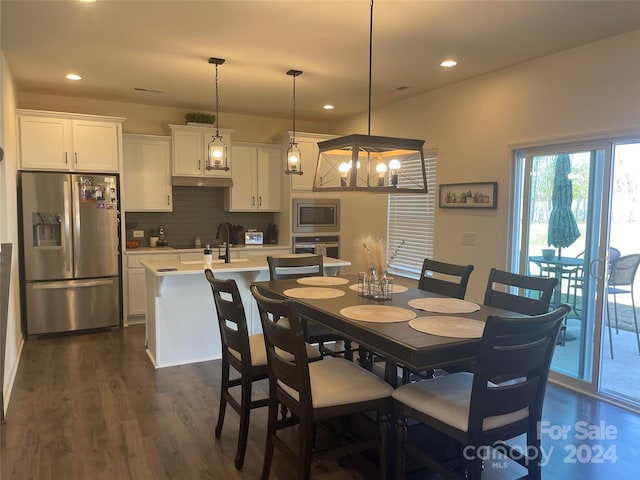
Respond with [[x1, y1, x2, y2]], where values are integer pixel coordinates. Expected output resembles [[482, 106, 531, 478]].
[[386, 150, 437, 279]]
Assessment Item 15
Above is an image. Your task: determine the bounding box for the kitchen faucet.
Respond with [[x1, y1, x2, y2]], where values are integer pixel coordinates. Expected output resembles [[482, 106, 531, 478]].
[[215, 223, 231, 263]]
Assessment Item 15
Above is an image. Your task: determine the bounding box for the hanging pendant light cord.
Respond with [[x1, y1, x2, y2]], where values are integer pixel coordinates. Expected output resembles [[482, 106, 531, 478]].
[[214, 62, 220, 138], [292, 73, 297, 144], [367, 0, 374, 136]]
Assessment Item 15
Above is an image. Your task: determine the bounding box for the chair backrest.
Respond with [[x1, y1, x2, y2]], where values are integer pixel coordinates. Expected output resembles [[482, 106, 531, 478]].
[[267, 254, 324, 281], [468, 304, 570, 438], [418, 258, 474, 299], [484, 268, 558, 315], [250, 284, 312, 408], [609, 247, 622, 262], [205, 269, 251, 362], [609, 254, 640, 288]]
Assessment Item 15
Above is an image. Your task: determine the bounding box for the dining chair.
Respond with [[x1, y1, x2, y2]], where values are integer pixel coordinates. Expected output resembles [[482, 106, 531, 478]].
[[392, 304, 570, 480], [205, 269, 268, 469], [418, 258, 475, 299], [566, 247, 621, 313], [267, 255, 354, 359], [606, 253, 640, 358], [205, 269, 320, 469], [484, 268, 557, 316], [250, 284, 393, 480]]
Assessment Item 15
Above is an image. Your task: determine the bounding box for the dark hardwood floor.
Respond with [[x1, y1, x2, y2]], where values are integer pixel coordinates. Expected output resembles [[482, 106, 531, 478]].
[[1, 325, 637, 479]]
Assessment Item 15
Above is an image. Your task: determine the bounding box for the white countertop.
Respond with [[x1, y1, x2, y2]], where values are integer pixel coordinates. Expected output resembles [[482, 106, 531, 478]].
[[126, 244, 291, 255], [140, 254, 351, 276]]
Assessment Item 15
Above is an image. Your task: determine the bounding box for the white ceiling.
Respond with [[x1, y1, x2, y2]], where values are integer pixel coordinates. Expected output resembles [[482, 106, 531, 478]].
[[2, 0, 639, 123]]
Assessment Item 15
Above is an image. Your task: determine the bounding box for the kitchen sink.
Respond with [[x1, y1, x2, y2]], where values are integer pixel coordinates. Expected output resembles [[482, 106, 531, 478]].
[[180, 258, 250, 265]]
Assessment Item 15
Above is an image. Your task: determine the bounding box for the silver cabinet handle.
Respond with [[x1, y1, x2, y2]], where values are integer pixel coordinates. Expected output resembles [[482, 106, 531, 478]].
[[64, 152, 68, 165], [74, 152, 78, 165], [198, 159, 201, 171], [259, 196, 262, 206], [32, 279, 114, 289], [167, 195, 170, 205], [251, 196, 256, 206]]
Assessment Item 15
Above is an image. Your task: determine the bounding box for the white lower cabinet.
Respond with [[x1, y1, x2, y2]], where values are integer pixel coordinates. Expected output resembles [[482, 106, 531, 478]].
[[125, 252, 178, 324]]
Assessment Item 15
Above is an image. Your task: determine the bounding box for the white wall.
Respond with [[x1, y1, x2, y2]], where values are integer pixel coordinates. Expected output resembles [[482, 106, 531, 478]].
[[331, 30, 640, 301], [1, 50, 23, 418]]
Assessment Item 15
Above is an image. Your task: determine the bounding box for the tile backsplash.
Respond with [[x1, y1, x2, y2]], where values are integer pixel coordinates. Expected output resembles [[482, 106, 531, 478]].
[[125, 187, 276, 248]]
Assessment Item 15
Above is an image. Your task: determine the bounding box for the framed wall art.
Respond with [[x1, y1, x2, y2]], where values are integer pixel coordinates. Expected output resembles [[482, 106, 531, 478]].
[[439, 182, 497, 209]]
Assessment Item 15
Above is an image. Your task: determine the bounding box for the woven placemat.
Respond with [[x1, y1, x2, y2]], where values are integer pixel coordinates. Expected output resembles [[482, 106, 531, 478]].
[[339, 305, 416, 323], [283, 287, 346, 299], [409, 316, 485, 338], [408, 297, 480, 314], [348, 283, 408, 293], [297, 276, 349, 286]]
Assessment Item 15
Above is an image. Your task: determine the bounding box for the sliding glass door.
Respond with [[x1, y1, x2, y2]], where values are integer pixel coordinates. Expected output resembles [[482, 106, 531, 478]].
[[512, 137, 639, 410]]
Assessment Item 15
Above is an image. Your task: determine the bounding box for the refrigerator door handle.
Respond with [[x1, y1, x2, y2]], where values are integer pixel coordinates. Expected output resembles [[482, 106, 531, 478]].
[[31, 279, 115, 290], [62, 180, 73, 275]]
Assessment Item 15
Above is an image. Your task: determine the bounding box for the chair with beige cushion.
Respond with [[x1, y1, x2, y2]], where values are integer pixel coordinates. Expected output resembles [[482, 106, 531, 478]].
[[267, 255, 354, 359], [392, 304, 570, 479], [205, 269, 319, 469], [250, 283, 393, 480]]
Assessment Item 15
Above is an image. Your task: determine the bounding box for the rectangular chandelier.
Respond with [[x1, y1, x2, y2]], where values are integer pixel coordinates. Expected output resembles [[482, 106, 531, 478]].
[[312, 134, 428, 193]]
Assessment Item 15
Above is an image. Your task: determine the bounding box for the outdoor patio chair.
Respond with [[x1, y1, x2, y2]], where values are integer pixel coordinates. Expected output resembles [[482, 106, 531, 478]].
[[606, 253, 640, 359]]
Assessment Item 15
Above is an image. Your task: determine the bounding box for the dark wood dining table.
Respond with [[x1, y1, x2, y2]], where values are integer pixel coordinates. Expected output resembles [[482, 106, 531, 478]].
[[253, 275, 520, 386]]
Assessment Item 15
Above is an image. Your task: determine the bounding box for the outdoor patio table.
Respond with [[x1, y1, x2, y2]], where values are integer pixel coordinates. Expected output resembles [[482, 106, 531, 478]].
[[529, 255, 584, 307]]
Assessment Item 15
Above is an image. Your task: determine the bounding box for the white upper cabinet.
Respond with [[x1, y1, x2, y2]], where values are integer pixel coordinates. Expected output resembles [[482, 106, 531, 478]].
[[123, 134, 172, 212], [282, 132, 335, 191], [225, 143, 282, 212], [17, 110, 124, 172], [170, 124, 233, 178]]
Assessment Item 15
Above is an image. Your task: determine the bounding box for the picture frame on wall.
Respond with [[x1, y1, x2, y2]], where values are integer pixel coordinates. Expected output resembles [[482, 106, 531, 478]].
[[439, 182, 497, 209]]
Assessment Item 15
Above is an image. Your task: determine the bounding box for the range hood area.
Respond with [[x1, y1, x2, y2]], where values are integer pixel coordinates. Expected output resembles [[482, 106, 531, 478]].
[[172, 176, 233, 187]]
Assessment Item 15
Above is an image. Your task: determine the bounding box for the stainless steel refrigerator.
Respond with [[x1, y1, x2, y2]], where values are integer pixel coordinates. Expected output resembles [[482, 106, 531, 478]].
[[19, 172, 121, 335]]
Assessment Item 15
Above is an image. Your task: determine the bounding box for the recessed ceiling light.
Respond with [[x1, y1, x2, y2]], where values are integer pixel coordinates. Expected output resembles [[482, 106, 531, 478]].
[[323, 104, 335, 110], [440, 60, 457, 68], [66, 74, 82, 81]]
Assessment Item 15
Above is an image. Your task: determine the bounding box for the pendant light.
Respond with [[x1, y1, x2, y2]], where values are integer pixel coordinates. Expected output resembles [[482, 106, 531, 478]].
[[312, 0, 428, 193], [207, 57, 229, 171], [285, 69, 303, 175]]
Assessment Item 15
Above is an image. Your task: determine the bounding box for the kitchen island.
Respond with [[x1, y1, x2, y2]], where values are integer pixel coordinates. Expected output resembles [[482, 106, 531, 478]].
[[140, 255, 350, 368]]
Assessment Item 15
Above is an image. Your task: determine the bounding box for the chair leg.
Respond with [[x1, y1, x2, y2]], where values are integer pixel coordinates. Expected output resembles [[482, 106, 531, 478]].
[[300, 416, 314, 480], [378, 413, 388, 480], [215, 360, 229, 438], [235, 375, 252, 469], [631, 292, 640, 355], [613, 294, 620, 334], [395, 416, 407, 480], [261, 400, 278, 480], [526, 428, 542, 480], [607, 299, 614, 360]]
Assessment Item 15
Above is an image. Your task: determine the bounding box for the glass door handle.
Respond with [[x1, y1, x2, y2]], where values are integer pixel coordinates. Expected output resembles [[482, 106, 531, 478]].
[[589, 258, 605, 280]]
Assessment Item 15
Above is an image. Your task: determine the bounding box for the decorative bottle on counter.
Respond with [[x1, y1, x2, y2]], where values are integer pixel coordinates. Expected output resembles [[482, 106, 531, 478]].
[[204, 245, 213, 265]]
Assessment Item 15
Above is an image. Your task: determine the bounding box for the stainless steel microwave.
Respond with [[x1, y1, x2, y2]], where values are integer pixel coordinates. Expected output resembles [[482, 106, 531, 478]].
[[292, 198, 340, 233]]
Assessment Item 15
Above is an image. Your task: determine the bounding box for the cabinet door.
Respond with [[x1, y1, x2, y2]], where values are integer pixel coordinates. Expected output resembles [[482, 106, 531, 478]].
[[257, 146, 282, 211], [227, 145, 257, 211], [290, 135, 334, 192], [18, 115, 72, 170], [173, 129, 204, 175], [72, 120, 120, 172], [127, 268, 146, 316], [123, 135, 172, 211]]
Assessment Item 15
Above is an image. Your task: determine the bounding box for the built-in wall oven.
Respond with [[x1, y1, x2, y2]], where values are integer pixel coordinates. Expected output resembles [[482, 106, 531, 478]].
[[293, 235, 340, 259]]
